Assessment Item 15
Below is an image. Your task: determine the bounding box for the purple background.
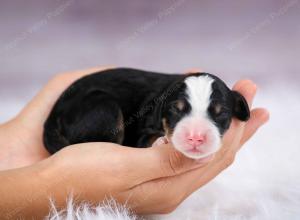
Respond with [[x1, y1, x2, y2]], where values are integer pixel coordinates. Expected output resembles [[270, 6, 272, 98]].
[[0, 0, 299, 121]]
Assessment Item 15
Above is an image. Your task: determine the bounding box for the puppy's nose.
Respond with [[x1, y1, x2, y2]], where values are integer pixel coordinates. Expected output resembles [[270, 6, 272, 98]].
[[187, 134, 206, 147]]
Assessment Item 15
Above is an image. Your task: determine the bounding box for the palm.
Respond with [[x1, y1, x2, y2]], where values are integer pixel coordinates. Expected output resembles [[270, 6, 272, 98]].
[[0, 67, 113, 169]]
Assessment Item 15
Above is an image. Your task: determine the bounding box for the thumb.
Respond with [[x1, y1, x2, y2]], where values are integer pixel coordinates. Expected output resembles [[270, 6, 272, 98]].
[[240, 108, 269, 146], [129, 142, 212, 185]]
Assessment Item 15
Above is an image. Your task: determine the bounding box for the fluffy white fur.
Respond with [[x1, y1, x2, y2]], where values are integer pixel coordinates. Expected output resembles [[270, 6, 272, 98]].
[[45, 198, 138, 220], [1, 84, 299, 220], [184, 75, 214, 116]]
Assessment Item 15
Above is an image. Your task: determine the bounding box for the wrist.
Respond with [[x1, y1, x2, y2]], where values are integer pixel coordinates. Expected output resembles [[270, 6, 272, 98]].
[[0, 157, 61, 218], [0, 119, 49, 170], [48, 148, 106, 203], [35, 154, 75, 207]]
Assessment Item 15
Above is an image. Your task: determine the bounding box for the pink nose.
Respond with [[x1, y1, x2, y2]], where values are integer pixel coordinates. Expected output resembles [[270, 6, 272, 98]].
[[187, 135, 206, 147]]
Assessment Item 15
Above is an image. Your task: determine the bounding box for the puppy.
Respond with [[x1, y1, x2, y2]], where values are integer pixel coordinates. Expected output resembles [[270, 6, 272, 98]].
[[44, 68, 250, 159]]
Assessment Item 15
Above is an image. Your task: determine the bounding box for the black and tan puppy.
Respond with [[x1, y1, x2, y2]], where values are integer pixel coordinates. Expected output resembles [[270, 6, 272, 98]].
[[44, 68, 250, 159]]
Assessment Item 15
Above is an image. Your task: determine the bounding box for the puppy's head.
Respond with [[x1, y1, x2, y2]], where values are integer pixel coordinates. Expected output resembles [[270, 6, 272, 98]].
[[162, 73, 250, 159]]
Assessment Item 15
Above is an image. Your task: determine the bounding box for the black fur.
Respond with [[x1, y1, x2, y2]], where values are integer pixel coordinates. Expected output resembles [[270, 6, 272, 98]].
[[43, 68, 249, 154], [207, 73, 250, 134]]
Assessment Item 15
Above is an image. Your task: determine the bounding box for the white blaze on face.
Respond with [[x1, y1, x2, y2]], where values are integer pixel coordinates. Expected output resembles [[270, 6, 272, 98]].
[[171, 75, 222, 159]]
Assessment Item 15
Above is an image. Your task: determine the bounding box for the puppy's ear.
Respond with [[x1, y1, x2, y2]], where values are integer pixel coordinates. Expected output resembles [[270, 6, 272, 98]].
[[231, 91, 250, 121]]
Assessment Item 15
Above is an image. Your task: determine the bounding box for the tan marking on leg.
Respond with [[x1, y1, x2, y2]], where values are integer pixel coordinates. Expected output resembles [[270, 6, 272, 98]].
[[162, 118, 173, 141]]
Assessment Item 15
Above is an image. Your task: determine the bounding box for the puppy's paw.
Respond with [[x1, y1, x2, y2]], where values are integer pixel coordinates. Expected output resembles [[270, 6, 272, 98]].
[[152, 136, 169, 147]]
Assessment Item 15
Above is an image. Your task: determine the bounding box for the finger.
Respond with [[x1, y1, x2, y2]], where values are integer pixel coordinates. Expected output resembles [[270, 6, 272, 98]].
[[62, 65, 115, 80], [45, 65, 115, 95], [117, 178, 176, 214], [239, 108, 269, 146], [128, 152, 228, 213], [152, 142, 237, 201], [220, 80, 258, 147], [128, 143, 210, 185], [18, 66, 114, 124], [232, 79, 257, 108], [221, 118, 245, 151], [38, 65, 115, 106], [185, 68, 203, 74], [151, 136, 169, 147], [224, 80, 257, 137], [181, 154, 232, 197]]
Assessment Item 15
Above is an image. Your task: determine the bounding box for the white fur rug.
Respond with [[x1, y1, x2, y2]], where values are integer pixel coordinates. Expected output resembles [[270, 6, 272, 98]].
[[1, 84, 300, 220], [46, 199, 138, 220]]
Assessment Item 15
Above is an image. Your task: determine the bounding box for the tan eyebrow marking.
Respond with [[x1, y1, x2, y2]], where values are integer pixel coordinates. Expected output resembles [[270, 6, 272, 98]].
[[162, 118, 173, 138], [176, 100, 185, 111], [214, 104, 222, 114]]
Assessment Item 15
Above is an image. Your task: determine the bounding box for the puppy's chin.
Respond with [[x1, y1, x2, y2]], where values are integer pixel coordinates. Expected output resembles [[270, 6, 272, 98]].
[[178, 147, 219, 159], [173, 142, 221, 159], [171, 133, 222, 159]]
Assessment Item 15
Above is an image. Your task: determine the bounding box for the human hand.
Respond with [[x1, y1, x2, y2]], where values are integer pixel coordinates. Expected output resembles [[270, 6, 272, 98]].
[[44, 78, 269, 215], [0, 66, 269, 218], [0, 66, 114, 170]]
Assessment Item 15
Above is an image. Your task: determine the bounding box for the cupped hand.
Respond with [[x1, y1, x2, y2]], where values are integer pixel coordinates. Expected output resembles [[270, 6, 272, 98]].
[[0, 66, 114, 169], [42, 70, 269, 215], [0, 67, 269, 216]]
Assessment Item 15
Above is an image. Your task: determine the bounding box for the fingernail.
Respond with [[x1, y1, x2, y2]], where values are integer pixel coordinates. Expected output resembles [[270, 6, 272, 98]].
[[261, 110, 270, 124]]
